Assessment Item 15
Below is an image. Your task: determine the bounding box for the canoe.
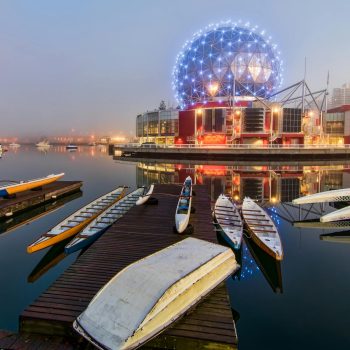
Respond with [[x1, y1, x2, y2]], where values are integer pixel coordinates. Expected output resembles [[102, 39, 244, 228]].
[[136, 184, 154, 205], [65, 187, 144, 254], [27, 186, 126, 253], [320, 205, 350, 222], [292, 188, 350, 205], [214, 194, 243, 249], [242, 197, 283, 261], [73, 237, 238, 350], [175, 176, 192, 233], [0, 173, 65, 197]]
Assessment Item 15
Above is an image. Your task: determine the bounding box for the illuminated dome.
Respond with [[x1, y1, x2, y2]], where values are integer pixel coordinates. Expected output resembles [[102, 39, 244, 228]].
[[173, 21, 283, 108]]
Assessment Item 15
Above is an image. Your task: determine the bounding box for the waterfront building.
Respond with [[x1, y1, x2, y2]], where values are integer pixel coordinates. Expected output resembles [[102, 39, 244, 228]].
[[136, 108, 179, 145], [135, 21, 329, 146]]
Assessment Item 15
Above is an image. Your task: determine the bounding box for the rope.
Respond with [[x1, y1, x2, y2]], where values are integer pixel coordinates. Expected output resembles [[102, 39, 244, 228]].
[[153, 192, 181, 197], [243, 230, 252, 239]]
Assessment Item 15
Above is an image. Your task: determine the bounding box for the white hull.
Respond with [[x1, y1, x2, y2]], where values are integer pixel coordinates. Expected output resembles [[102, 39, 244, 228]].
[[36, 141, 51, 148], [214, 194, 243, 249], [320, 205, 350, 222], [293, 188, 350, 205], [175, 176, 192, 233], [242, 197, 283, 260], [136, 184, 154, 205], [74, 237, 238, 350]]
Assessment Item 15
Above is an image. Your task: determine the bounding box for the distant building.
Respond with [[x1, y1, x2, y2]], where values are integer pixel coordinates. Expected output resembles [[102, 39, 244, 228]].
[[136, 108, 179, 145], [330, 84, 350, 109]]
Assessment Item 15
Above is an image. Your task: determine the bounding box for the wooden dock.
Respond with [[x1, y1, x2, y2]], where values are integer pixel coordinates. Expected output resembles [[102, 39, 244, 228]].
[[17, 184, 237, 349], [0, 181, 83, 220]]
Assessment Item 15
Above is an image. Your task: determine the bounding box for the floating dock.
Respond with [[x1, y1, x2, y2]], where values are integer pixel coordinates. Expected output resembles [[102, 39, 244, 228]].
[[17, 184, 237, 349], [0, 181, 83, 220]]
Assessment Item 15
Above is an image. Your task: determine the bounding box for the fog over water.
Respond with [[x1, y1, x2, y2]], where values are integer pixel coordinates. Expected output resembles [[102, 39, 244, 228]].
[[0, 0, 349, 137]]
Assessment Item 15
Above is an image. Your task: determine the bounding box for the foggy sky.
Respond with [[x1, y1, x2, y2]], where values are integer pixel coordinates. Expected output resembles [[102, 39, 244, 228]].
[[0, 0, 349, 138]]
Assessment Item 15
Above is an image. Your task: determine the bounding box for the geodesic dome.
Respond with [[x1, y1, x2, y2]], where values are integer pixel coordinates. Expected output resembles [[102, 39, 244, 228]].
[[173, 21, 283, 109]]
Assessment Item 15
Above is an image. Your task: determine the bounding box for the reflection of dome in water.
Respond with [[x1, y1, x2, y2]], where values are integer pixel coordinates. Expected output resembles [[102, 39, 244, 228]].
[[173, 21, 283, 108]]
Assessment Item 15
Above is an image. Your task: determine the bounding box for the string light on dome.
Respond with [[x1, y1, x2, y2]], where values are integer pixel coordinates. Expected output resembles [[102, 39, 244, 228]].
[[172, 20, 283, 108]]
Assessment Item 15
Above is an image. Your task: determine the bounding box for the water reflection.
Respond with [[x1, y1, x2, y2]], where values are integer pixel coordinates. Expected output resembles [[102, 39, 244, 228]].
[[244, 235, 283, 293], [133, 159, 350, 295], [135, 161, 350, 204], [27, 238, 70, 283], [320, 230, 350, 244], [0, 190, 82, 236]]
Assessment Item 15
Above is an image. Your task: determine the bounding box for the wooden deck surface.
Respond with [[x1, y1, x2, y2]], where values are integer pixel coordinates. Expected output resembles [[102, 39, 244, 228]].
[[18, 184, 237, 349], [0, 181, 83, 219]]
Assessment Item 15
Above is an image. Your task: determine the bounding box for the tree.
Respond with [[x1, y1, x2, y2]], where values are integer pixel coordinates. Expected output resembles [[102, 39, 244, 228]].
[[159, 100, 166, 110]]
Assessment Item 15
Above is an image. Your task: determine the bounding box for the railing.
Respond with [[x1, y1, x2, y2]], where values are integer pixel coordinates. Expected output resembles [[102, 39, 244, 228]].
[[114, 143, 350, 150]]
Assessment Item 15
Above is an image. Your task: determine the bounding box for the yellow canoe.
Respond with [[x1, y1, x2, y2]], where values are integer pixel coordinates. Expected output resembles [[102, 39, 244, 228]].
[[0, 173, 65, 197], [27, 186, 126, 253]]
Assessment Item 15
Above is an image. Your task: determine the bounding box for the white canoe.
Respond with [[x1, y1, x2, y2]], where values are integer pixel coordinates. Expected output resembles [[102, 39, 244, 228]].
[[320, 205, 350, 223], [175, 176, 192, 233], [65, 187, 144, 254], [214, 194, 243, 249], [292, 188, 350, 205], [74, 237, 238, 350], [242, 197, 283, 260], [136, 184, 154, 205], [27, 186, 126, 253]]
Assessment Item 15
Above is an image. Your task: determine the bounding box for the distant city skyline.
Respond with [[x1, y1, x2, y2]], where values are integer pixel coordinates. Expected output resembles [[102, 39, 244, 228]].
[[0, 0, 349, 137]]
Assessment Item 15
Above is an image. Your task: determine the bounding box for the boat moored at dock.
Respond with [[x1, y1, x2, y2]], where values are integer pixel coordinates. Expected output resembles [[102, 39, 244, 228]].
[[320, 205, 350, 223], [74, 237, 238, 350], [0, 173, 65, 198], [242, 197, 283, 261], [136, 184, 154, 205], [9, 143, 20, 148], [36, 140, 51, 148], [214, 194, 243, 250], [175, 176, 192, 233], [66, 144, 78, 150], [27, 186, 126, 253], [65, 187, 144, 254], [292, 188, 350, 205]]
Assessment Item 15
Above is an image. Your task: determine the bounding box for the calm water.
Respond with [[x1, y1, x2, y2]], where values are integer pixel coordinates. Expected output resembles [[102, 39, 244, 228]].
[[1, 146, 350, 349]]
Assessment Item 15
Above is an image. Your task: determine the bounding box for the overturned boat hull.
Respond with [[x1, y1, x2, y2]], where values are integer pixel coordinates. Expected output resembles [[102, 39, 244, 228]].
[[74, 237, 238, 350]]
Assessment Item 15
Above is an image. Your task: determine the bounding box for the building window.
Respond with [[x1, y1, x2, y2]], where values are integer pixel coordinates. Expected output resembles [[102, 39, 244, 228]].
[[282, 108, 302, 133]]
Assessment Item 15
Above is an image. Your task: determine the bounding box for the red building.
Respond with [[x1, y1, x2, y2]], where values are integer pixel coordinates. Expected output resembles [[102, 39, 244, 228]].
[[175, 101, 307, 146]]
